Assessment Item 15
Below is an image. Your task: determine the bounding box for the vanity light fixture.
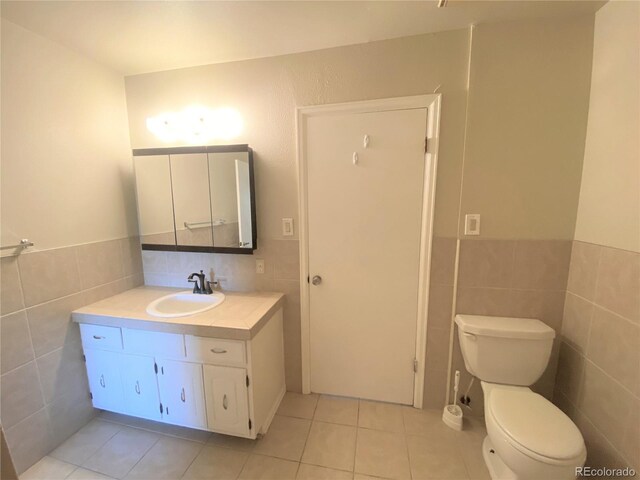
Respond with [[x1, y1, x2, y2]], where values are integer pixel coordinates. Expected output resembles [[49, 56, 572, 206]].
[[146, 106, 243, 143]]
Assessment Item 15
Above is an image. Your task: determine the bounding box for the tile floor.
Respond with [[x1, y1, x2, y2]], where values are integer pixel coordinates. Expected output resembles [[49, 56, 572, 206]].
[[21, 393, 490, 480]]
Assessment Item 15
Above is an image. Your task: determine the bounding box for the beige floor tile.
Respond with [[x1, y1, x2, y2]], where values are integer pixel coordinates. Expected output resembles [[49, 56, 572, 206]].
[[51, 419, 122, 466], [314, 396, 359, 426], [238, 454, 299, 480], [21, 456, 76, 480], [406, 434, 468, 480], [296, 463, 354, 479], [402, 408, 458, 441], [302, 421, 357, 472], [182, 443, 248, 479], [98, 411, 211, 443], [82, 426, 159, 478], [253, 415, 311, 461], [67, 467, 117, 480], [354, 429, 410, 480], [125, 436, 203, 479], [278, 392, 319, 420], [207, 432, 257, 452], [458, 434, 490, 480], [358, 401, 404, 433]]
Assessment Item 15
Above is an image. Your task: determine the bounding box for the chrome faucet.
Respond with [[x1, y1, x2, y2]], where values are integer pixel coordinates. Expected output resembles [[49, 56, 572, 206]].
[[187, 270, 213, 294]]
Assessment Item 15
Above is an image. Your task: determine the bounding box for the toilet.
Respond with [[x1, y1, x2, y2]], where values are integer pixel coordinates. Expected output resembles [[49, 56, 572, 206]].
[[455, 314, 586, 480]]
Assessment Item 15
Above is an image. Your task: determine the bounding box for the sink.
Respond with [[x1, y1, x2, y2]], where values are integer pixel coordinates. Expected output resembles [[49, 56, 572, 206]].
[[146, 291, 225, 318]]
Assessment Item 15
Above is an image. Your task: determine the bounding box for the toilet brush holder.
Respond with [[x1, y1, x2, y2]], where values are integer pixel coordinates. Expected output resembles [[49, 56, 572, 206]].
[[442, 404, 463, 431], [442, 370, 463, 431]]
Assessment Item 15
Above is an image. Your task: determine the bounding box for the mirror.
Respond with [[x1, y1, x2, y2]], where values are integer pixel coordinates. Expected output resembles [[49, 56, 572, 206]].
[[133, 155, 176, 246], [171, 153, 214, 247], [133, 145, 256, 254], [209, 151, 253, 248]]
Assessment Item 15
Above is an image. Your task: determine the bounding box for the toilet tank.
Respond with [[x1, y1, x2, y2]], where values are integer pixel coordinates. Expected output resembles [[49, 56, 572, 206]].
[[455, 315, 555, 386]]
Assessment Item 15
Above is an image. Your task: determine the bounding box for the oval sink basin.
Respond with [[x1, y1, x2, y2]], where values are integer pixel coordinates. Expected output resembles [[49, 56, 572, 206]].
[[146, 291, 225, 318]]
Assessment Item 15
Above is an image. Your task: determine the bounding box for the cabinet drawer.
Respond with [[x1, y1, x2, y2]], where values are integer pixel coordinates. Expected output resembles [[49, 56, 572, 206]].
[[185, 336, 245, 366], [80, 324, 123, 351], [122, 329, 185, 358]]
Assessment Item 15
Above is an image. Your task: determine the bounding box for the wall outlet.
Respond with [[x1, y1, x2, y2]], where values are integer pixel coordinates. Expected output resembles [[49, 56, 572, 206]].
[[464, 214, 481, 235], [282, 218, 294, 236], [255, 259, 265, 274]]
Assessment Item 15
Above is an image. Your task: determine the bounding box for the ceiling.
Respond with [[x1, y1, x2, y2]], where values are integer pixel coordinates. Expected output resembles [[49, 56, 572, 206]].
[[1, 1, 604, 76]]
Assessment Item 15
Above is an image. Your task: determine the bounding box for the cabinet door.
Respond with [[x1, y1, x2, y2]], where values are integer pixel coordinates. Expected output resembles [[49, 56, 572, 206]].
[[156, 359, 206, 429], [121, 354, 161, 421], [84, 349, 124, 413], [203, 365, 250, 436]]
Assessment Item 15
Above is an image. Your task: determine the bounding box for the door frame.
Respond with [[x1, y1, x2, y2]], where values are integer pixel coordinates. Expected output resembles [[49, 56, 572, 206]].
[[296, 94, 441, 408]]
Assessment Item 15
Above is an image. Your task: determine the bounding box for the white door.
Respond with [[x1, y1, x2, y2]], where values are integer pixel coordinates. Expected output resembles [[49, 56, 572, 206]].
[[307, 107, 427, 404], [121, 354, 161, 421], [203, 365, 250, 436], [84, 349, 125, 412], [156, 359, 206, 429]]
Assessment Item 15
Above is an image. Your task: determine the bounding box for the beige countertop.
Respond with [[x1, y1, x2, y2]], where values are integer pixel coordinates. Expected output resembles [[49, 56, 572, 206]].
[[72, 286, 285, 340]]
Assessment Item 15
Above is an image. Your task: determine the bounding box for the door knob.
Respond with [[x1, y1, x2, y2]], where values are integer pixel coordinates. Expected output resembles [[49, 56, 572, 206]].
[[312, 275, 322, 286]]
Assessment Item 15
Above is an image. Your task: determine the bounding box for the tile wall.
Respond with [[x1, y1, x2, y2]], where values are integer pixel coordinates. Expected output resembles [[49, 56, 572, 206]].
[[0, 237, 144, 473], [554, 241, 639, 470], [141, 238, 302, 392], [439, 239, 572, 414]]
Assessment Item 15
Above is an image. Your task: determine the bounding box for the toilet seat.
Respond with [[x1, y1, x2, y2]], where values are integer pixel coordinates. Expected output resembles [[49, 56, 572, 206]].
[[488, 388, 585, 465]]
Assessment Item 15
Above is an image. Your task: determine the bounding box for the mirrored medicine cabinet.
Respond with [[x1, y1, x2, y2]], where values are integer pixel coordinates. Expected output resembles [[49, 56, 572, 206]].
[[133, 144, 257, 254]]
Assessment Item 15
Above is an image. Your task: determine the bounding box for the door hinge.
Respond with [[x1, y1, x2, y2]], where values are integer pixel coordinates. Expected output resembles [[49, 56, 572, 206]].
[[154, 362, 158, 374], [307, 275, 310, 284], [424, 137, 428, 153], [82, 354, 86, 362], [413, 358, 418, 373], [246, 375, 250, 387], [160, 402, 163, 414], [89, 392, 93, 400], [248, 419, 252, 430]]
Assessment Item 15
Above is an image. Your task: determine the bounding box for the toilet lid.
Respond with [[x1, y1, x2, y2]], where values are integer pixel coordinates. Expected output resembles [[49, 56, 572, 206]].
[[490, 389, 584, 461]]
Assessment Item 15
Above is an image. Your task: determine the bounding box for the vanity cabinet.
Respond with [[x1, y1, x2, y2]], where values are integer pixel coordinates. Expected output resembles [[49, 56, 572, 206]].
[[156, 358, 207, 429], [77, 306, 285, 439], [84, 349, 125, 413], [204, 365, 250, 436]]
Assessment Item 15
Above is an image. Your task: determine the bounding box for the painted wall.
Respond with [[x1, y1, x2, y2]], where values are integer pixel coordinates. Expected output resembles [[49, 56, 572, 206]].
[[0, 20, 143, 473], [554, 1, 640, 471], [460, 15, 594, 240], [573, 1, 640, 253], [0, 20, 138, 252]]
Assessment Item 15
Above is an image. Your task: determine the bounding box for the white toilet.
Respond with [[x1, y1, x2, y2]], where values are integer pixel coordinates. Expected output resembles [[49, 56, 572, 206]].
[[455, 314, 586, 480]]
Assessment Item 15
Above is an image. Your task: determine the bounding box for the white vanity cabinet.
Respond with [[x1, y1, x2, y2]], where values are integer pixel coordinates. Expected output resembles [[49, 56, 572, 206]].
[[77, 305, 285, 439]]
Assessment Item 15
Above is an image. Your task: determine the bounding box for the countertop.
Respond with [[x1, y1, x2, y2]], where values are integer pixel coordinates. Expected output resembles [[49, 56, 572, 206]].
[[72, 286, 285, 340]]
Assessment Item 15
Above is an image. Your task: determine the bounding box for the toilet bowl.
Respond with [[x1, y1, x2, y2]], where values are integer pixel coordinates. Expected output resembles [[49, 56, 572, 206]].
[[482, 382, 586, 480], [455, 314, 586, 480]]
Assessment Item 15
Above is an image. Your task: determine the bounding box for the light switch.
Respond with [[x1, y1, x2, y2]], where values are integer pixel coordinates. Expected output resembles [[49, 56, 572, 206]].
[[465, 214, 481, 236], [256, 259, 265, 274], [282, 218, 294, 236]]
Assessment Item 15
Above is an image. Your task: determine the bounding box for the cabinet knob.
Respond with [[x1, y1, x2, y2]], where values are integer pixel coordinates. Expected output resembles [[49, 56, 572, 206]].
[[312, 275, 322, 285], [99, 375, 105, 388], [135, 381, 141, 395]]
